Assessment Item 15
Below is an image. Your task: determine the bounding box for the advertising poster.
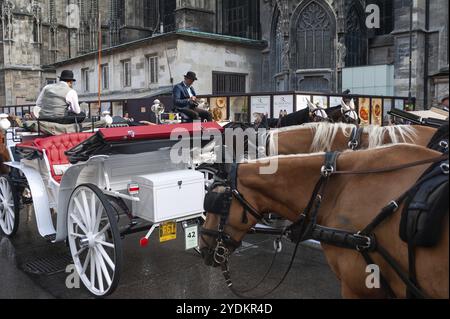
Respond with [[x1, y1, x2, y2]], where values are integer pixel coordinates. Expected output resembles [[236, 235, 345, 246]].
[[210, 97, 228, 121], [296, 95, 312, 110], [313, 95, 329, 109], [371, 98, 383, 126], [273, 95, 294, 119], [251, 96, 271, 116], [358, 97, 371, 126], [229, 96, 249, 123]]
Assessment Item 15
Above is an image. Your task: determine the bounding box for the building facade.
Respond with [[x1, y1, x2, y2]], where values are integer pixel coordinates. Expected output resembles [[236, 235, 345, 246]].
[[1, 0, 449, 109]]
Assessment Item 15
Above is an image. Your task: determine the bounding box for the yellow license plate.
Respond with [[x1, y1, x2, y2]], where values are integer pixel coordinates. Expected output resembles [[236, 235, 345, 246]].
[[159, 222, 177, 243]]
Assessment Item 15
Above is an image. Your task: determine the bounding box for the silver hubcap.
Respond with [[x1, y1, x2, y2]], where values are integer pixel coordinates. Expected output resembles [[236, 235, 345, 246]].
[[67, 187, 116, 296], [0, 177, 15, 235]]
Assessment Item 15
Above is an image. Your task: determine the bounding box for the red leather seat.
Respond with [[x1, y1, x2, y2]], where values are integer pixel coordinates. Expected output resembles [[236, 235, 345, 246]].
[[32, 133, 93, 183]]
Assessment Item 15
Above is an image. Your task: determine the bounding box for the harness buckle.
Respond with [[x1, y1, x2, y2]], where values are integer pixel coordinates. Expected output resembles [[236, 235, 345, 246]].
[[439, 140, 449, 152], [389, 200, 400, 212], [441, 162, 449, 175], [355, 232, 373, 252], [348, 140, 359, 150], [321, 165, 335, 177], [214, 241, 229, 265]]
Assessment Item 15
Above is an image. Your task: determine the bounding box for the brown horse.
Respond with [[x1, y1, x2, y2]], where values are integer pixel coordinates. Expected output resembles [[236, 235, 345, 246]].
[[200, 144, 449, 299], [268, 123, 437, 156]]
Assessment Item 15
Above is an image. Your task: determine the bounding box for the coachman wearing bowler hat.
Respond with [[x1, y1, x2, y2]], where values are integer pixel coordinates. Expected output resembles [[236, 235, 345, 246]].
[[36, 70, 86, 124], [172, 71, 212, 122]]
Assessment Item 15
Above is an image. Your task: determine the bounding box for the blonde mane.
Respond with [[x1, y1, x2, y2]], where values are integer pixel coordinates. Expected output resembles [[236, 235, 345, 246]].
[[268, 122, 418, 155]]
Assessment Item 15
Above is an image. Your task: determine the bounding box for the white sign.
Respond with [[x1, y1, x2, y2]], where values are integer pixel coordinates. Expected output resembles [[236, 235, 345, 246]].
[[330, 96, 343, 108], [383, 99, 392, 117], [296, 95, 311, 110], [395, 99, 405, 110], [251, 96, 271, 116], [313, 96, 329, 109], [185, 225, 198, 250], [273, 95, 294, 119]]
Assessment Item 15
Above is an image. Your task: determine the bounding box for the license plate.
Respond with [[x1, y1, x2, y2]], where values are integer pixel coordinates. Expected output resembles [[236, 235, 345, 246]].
[[159, 222, 177, 243], [185, 225, 199, 250]]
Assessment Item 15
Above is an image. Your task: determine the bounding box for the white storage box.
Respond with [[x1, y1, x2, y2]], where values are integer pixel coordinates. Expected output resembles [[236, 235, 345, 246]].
[[131, 170, 205, 223]]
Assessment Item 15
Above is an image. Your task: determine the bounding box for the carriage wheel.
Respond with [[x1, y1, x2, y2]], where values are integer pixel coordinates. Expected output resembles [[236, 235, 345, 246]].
[[0, 176, 20, 237], [67, 184, 123, 297]]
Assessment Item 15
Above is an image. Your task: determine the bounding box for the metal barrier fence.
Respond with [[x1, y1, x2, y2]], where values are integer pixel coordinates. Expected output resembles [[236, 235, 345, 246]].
[[1, 91, 415, 126]]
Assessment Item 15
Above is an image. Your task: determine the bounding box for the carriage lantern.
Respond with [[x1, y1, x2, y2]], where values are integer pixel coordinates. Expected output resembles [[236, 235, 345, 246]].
[[0, 114, 11, 131]]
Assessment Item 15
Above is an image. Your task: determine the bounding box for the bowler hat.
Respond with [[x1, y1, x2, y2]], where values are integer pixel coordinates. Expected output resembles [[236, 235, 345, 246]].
[[59, 70, 76, 82], [184, 71, 198, 81]]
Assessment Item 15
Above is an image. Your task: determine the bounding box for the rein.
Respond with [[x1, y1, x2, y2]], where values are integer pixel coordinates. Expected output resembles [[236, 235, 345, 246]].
[[203, 150, 448, 299]]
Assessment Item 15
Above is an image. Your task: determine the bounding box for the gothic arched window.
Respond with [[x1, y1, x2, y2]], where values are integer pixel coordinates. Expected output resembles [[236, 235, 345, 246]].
[[295, 1, 333, 70], [222, 0, 260, 39], [345, 3, 367, 67]]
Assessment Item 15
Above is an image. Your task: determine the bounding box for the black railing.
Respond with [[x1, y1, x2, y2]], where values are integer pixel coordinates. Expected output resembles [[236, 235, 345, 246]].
[[1, 91, 416, 127]]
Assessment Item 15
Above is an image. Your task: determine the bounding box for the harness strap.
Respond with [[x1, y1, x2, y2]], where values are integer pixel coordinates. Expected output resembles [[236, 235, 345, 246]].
[[349, 127, 364, 150], [334, 154, 449, 176]]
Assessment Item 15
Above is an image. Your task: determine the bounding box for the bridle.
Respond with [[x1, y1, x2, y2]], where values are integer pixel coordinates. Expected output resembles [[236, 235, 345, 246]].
[[348, 126, 365, 150], [201, 151, 449, 299], [310, 108, 330, 123], [341, 108, 360, 124]]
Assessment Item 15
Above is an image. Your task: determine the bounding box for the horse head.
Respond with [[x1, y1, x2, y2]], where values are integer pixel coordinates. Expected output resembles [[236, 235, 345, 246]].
[[341, 99, 359, 124], [307, 99, 329, 122]]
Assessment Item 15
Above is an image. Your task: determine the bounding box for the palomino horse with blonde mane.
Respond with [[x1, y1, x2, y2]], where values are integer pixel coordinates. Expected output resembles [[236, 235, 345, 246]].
[[267, 123, 439, 156], [200, 144, 449, 299]]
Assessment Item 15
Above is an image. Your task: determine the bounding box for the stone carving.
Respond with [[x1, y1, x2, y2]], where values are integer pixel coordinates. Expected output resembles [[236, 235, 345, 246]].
[[337, 37, 346, 69], [1, 0, 14, 41]]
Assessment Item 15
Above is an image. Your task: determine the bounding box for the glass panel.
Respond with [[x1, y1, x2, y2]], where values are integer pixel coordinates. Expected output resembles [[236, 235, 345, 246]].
[[112, 102, 124, 117]]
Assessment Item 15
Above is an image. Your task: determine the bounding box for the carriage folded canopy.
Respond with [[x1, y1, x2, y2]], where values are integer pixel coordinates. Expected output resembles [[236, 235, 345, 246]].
[[66, 122, 224, 164]]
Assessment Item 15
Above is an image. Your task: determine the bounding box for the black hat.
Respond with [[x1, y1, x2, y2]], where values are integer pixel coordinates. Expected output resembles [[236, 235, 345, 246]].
[[184, 71, 198, 81], [59, 70, 76, 82]]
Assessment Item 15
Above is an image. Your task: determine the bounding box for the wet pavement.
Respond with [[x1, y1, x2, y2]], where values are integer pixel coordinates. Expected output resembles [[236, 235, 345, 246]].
[[0, 208, 341, 299]]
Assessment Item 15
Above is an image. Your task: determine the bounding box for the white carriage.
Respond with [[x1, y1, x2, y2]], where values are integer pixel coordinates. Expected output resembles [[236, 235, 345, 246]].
[[0, 118, 223, 296]]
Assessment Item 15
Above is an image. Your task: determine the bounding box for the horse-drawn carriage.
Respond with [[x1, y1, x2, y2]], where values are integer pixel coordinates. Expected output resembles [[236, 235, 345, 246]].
[[0, 115, 223, 296]]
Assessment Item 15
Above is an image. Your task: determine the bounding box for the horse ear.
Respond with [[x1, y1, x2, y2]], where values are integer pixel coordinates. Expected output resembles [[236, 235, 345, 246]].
[[307, 99, 317, 111], [350, 99, 356, 110], [341, 99, 349, 110]]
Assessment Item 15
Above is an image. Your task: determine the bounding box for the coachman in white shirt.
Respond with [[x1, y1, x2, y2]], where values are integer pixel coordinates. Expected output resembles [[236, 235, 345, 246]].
[[36, 70, 87, 124]]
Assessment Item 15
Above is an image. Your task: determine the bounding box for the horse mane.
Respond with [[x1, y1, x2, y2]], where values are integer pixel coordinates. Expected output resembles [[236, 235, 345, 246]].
[[268, 122, 419, 154], [249, 143, 424, 164], [311, 123, 418, 152]]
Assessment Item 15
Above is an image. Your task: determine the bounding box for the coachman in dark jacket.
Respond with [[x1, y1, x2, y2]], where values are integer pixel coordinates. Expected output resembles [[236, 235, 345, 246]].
[[172, 71, 212, 122]]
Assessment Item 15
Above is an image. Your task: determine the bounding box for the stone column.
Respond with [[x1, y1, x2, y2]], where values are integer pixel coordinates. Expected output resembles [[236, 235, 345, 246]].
[[175, 0, 216, 33], [392, 0, 427, 109]]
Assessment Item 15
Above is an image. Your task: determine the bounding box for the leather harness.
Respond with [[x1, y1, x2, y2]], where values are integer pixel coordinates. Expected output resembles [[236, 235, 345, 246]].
[[202, 152, 449, 299]]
